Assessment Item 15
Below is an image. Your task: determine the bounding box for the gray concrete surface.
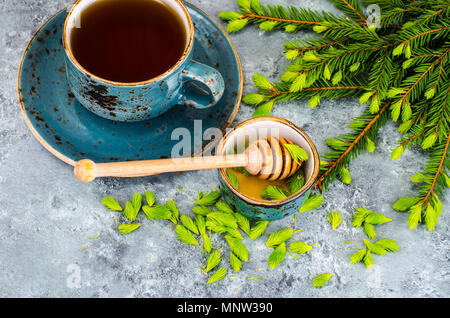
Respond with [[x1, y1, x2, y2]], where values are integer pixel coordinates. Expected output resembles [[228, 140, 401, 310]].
[[0, 0, 448, 298]]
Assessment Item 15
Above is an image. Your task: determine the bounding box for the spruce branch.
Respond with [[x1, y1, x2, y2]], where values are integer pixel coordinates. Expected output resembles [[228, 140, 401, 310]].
[[401, 133, 450, 231], [395, 24, 450, 51], [284, 37, 350, 57], [329, 0, 367, 24], [220, 0, 362, 33], [378, 7, 412, 28], [418, 134, 450, 205], [221, 0, 450, 230], [244, 76, 368, 114], [373, 1, 449, 28], [389, 49, 450, 123], [406, 4, 450, 28], [362, 0, 408, 11], [366, 48, 398, 111]]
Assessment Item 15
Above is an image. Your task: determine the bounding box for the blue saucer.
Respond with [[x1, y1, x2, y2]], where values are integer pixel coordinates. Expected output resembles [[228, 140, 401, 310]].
[[18, 2, 242, 165]]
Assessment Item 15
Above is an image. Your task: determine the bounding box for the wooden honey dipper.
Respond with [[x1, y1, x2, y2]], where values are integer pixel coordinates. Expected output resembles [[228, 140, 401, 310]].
[[74, 137, 303, 183]]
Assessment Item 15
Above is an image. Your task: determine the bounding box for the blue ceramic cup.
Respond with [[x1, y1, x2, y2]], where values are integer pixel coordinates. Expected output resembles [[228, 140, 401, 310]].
[[217, 117, 320, 221], [63, 0, 225, 122]]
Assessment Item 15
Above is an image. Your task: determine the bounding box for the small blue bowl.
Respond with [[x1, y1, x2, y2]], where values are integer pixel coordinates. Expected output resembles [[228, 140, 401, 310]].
[[217, 117, 320, 221]]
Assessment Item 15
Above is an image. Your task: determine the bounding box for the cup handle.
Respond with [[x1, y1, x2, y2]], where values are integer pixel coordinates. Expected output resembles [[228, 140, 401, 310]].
[[179, 60, 225, 109]]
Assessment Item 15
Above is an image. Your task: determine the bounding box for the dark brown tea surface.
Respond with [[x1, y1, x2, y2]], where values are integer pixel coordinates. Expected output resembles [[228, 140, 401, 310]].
[[70, 0, 187, 83]]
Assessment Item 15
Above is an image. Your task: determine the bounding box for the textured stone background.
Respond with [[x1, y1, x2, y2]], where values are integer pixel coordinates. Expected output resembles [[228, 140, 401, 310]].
[[0, 0, 449, 298]]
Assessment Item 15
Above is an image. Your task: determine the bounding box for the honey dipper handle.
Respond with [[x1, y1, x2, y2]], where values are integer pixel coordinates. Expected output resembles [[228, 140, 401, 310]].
[[74, 154, 248, 183]]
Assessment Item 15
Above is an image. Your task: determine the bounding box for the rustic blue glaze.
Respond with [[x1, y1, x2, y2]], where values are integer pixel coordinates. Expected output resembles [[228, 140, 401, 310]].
[[64, 36, 225, 122], [219, 176, 312, 221], [18, 3, 241, 164]]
